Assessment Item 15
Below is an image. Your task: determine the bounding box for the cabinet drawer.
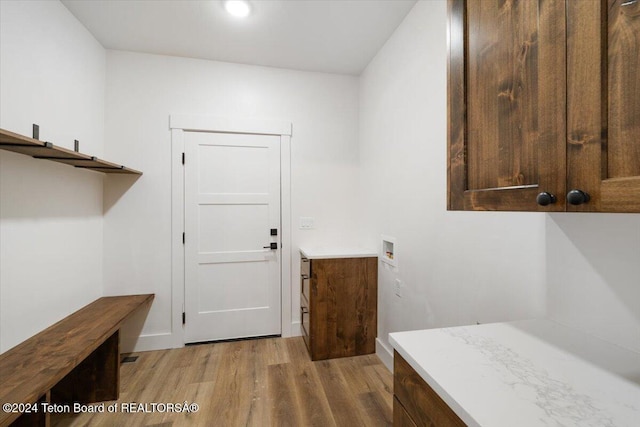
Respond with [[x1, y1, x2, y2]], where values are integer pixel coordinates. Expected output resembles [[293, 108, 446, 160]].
[[394, 351, 466, 427], [393, 397, 418, 427], [301, 306, 310, 350], [301, 276, 310, 303], [301, 257, 310, 276]]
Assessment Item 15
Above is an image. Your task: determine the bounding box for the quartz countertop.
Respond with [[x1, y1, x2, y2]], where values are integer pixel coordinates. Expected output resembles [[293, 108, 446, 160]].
[[389, 319, 640, 427], [299, 247, 377, 259]]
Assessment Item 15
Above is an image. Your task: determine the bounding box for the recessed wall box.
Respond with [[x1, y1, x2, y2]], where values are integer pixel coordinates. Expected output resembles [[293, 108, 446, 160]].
[[381, 235, 397, 267]]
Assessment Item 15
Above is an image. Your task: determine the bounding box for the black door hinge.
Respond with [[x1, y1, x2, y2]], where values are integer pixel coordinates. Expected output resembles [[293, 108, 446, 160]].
[[182, 152, 185, 165], [182, 312, 186, 325], [182, 232, 185, 244]]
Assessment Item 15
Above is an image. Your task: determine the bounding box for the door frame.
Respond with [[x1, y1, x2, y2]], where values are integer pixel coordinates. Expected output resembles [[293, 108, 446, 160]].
[[169, 114, 293, 347]]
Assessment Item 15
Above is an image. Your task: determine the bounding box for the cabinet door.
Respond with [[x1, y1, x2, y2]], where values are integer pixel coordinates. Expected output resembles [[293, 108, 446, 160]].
[[567, 0, 640, 212], [448, 0, 567, 211]]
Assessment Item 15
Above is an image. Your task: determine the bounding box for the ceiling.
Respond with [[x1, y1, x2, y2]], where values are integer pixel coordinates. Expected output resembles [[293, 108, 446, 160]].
[[61, 0, 417, 76]]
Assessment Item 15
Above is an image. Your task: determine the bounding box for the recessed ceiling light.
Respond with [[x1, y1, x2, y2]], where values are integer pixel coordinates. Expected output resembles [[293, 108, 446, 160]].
[[225, 0, 251, 18]]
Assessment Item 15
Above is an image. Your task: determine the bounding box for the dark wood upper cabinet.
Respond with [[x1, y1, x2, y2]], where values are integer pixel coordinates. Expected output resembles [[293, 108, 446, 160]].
[[448, 0, 640, 213]]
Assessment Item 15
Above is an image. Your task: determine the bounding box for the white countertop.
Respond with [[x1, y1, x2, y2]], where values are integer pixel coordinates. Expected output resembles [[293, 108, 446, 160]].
[[299, 247, 377, 259], [389, 319, 640, 427]]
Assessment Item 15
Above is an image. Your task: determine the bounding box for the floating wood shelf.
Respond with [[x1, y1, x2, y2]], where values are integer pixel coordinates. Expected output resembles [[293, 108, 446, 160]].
[[0, 128, 142, 175]]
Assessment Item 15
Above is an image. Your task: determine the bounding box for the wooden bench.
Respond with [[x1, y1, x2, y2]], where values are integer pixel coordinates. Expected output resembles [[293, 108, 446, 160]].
[[0, 294, 154, 427]]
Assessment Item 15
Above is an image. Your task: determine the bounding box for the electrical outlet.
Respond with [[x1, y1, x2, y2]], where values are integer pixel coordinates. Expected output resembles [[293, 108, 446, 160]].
[[394, 279, 402, 297]]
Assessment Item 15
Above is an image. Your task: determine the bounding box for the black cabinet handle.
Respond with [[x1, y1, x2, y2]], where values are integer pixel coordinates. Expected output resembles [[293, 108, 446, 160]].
[[567, 189, 590, 205], [536, 192, 556, 206]]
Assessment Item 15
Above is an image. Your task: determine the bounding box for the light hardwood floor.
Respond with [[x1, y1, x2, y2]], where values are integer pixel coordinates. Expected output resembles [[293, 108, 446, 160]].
[[52, 337, 393, 427]]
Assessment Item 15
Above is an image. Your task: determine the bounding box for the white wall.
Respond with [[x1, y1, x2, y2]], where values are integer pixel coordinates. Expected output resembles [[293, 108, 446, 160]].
[[103, 51, 361, 349], [546, 214, 640, 352], [0, 0, 106, 352], [358, 0, 547, 364], [4, 0, 635, 360]]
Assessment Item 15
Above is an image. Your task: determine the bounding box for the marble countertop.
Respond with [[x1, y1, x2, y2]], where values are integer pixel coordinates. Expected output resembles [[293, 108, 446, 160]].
[[389, 319, 640, 427], [299, 247, 377, 259]]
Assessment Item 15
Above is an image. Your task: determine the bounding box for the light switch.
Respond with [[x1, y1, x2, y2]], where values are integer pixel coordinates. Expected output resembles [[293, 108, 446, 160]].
[[299, 217, 315, 229]]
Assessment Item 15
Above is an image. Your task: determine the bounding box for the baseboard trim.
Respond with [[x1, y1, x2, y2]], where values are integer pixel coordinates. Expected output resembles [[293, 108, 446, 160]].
[[128, 332, 181, 353], [126, 323, 304, 353], [376, 337, 394, 372], [290, 320, 303, 337]]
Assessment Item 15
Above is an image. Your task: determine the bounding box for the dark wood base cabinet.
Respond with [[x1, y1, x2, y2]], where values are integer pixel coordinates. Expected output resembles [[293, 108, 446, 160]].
[[300, 254, 377, 361], [393, 351, 466, 427]]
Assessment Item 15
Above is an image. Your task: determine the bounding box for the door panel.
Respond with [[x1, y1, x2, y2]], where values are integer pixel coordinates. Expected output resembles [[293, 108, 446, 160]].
[[197, 204, 269, 253], [197, 263, 271, 312], [466, 0, 539, 190], [608, 0, 640, 179], [448, 0, 566, 211], [567, 0, 640, 212], [603, 0, 640, 211], [184, 131, 281, 343], [198, 144, 270, 194]]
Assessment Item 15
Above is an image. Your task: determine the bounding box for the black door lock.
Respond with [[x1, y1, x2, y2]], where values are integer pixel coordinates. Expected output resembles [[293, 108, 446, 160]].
[[270, 228, 278, 236]]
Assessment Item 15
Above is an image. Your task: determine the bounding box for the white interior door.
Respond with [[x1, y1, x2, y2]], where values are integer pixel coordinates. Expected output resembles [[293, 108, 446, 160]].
[[184, 131, 281, 343]]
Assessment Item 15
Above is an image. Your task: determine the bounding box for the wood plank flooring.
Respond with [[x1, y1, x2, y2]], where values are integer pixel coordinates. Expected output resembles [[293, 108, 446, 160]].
[[51, 337, 392, 427]]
